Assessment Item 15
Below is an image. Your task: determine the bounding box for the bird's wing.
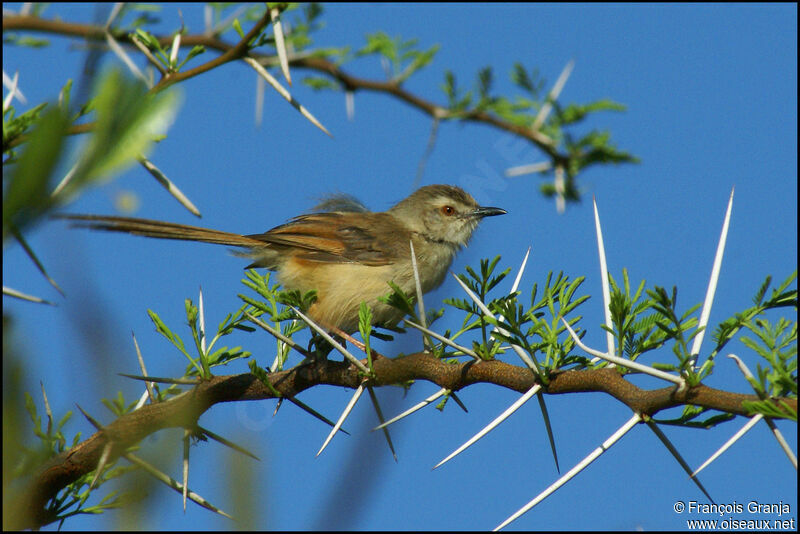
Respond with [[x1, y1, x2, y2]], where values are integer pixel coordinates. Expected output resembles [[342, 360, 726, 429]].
[[245, 212, 404, 266]]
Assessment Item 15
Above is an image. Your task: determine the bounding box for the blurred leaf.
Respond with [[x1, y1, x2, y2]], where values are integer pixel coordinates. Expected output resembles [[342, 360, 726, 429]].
[[742, 399, 797, 421], [232, 18, 245, 39], [176, 45, 206, 70], [3, 34, 51, 47], [477, 67, 492, 100], [653, 407, 736, 428], [60, 69, 181, 200], [3, 106, 69, 235], [133, 28, 166, 59], [357, 31, 398, 60], [302, 77, 342, 91], [570, 129, 640, 171], [379, 281, 417, 318], [558, 99, 627, 125], [511, 62, 545, 96], [3, 102, 49, 156]]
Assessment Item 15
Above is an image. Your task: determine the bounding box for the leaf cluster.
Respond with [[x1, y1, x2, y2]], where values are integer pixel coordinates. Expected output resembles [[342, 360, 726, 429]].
[[10, 258, 798, 528], [3, 69, 180, 241], [14, 390, 138, 527]]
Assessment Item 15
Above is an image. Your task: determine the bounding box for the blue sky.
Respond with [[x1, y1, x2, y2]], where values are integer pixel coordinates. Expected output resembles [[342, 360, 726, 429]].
[[3, 3, 797, 531]]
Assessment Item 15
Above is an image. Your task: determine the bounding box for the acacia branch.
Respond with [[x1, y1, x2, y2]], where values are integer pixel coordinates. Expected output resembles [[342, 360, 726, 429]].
[[148, 11, 271, 92], [12, 352, 795, 530], [2, 14, 269, 151], [3, 13, 558, 157]]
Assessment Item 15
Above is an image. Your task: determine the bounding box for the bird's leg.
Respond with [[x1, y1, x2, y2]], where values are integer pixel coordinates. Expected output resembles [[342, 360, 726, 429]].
[[330, 328, 367, 352], [307, 326, 384, 362], [329, 326, 388, 361], [308, 333, 334, 360]]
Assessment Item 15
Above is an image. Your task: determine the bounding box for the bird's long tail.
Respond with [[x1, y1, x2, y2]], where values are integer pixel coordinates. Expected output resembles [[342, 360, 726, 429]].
[[54, 214, 267, 248]]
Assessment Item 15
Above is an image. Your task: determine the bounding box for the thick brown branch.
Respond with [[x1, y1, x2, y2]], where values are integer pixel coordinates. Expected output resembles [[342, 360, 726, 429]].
[[13, 352, 795, 529]]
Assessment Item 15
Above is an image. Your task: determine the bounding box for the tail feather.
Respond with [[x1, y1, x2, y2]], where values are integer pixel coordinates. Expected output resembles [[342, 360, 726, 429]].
[[54, 214, 266, 248]]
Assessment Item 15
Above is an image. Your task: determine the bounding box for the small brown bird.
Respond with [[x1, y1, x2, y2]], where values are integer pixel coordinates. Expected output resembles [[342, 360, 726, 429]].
[[59, 185, 505, 333]]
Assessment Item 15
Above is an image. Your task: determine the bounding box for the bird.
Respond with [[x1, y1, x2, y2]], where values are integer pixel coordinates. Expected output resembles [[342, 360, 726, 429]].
[[57, 184, 506, 333]]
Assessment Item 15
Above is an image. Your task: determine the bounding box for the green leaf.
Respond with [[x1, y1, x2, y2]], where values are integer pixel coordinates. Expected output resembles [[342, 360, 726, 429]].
[[396, 43, 440, 82], [379, 281, 416, 318], [59, 79, 73, 112], [511, 63, 544, 96], [3, 101, 49, 145], [743, 399, 796, 420], [61, 69, 181, 197], [477, 67, 492, 100], [3, 106, 69, 235], [558, 99, 627, 125], [249, 360, 277, 394], [357, 32, 396, 59], [358, 302, 374, 372], [4, 34, 50, 47], [133, 28, 166, 57], [570, 129, 640, 171], [232, 18, 245, 39], [442, 70, 456, 101], [176, 45, 206, 70], [302, 77, 342, 91]]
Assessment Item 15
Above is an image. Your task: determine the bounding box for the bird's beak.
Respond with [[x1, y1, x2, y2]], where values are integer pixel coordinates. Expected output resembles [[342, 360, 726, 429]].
[[472, 206, 507, 218]]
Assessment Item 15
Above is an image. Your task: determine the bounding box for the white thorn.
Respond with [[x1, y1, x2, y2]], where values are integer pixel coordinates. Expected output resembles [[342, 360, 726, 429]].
[[690, 414, 762, 478], [689, 188, 734, 369], [373, 388, 447, 431], [533, 59, 575, 130], [291, 306, 370, 373], [434, 385, 541, 470], [593, 197, 616, 365], [317, 384, 364, 456], [561, 318, 684, 386], [494, 412, 640, 530]]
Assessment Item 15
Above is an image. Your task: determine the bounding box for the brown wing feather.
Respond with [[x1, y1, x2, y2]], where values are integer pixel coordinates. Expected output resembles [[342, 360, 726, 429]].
[[57, 211, 411, 267], [246, 212, 408, 266]]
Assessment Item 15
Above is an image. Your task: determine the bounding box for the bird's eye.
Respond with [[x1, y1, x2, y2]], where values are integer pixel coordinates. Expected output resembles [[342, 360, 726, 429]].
[[441, 205, 455, 216]]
